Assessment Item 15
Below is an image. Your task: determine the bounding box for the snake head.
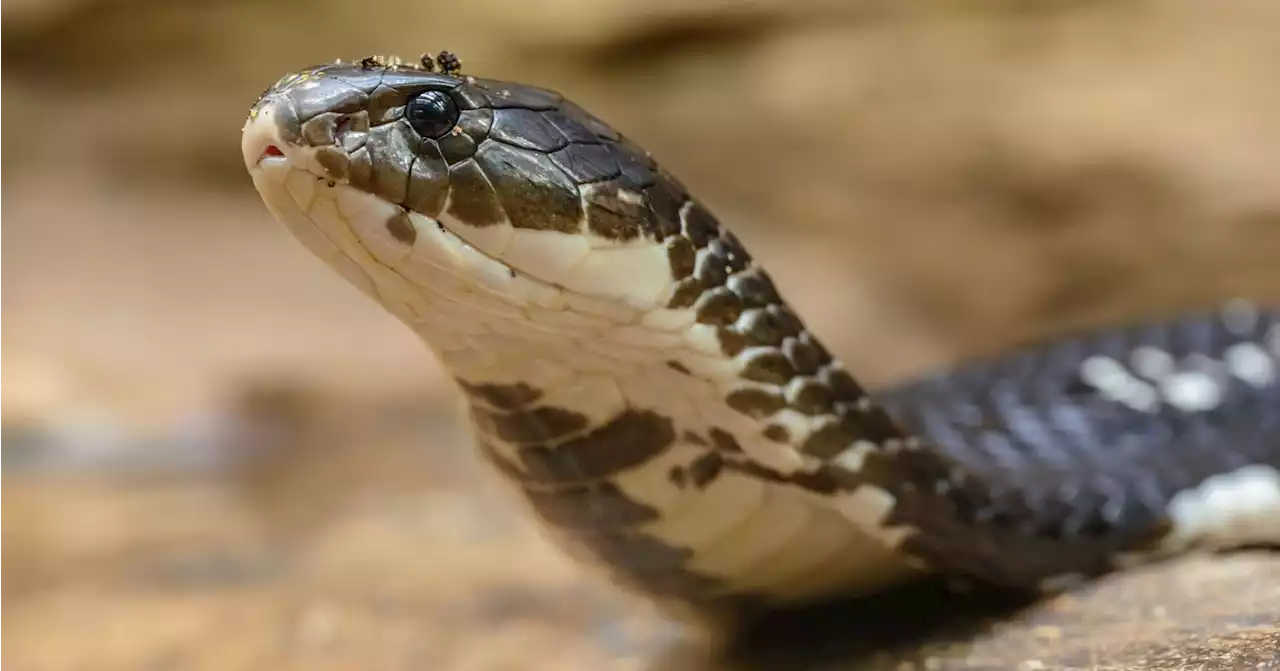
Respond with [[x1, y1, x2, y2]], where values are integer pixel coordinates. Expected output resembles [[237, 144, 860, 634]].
[[242, 60, 709, 322]]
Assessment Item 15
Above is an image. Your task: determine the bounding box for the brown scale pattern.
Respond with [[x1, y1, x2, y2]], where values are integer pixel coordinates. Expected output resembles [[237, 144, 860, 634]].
[[253, 62, 689, 247], [294, 67, 898, 599], [459, 381, 739, 604], [662, 193, 916, 484]]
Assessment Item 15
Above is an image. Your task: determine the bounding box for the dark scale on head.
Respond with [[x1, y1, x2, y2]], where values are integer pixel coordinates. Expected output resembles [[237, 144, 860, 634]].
[[254, 54, 704, 250], [585, 182, 652, 240]]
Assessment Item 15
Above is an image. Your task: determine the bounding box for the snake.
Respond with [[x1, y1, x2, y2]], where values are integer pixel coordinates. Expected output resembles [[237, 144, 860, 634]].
[[241, 54, 1280, 624]]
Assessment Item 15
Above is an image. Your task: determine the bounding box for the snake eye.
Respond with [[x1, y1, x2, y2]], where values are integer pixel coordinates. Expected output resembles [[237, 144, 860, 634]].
[[406, 90, 459, 139]]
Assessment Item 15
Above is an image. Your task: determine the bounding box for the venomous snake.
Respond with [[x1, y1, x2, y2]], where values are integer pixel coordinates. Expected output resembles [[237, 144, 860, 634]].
[[241, 54, 1280, 623]]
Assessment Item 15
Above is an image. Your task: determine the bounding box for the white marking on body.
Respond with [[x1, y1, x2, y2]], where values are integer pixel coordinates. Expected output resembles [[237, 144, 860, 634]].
[[683, 488, 813, 581], [502, 228, 591, 285], [764, 408, 827, 449], [832, 440, 877, 472], [834, 486, 913, 547], [1130, 346, 1175, 380], [1223, 342, 1277, 388], [1164, 464, 1280, 548], [639, 465, 768, 549], [758, 445, 812, 473], [1079, 355, 1160, 412], [440, 213, 514, 258], [617, 188, 645, 206], [1158, 370, 1225, 412], [563, 243, 672, 306], [681, 323, 727, 357], [782, 510, 922, 598], [726, 503, 865, 598]]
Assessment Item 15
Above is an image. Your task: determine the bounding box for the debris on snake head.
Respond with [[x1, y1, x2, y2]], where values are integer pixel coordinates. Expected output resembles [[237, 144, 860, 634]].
[[348, 51, 463, 76]]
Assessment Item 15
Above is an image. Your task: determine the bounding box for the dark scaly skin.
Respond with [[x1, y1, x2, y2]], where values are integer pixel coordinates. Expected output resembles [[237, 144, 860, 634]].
[[249, 59, 1280, 611], [872, 309, 1280, 584]]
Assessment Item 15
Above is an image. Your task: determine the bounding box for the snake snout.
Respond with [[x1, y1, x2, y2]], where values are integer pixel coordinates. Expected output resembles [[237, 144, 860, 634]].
[[241, 99, 282, 169]]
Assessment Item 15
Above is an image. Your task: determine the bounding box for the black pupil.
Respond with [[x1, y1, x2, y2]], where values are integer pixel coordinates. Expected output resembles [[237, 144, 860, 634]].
[[406, 90, 458, 139]]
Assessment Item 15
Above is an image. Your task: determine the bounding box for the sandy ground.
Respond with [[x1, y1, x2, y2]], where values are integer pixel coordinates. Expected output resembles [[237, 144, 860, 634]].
[[4, 1, 1280, 669]]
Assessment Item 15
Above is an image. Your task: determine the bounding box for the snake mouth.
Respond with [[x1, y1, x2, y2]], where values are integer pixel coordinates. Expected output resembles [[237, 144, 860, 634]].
[[241, 102, 295, 171], [258, 144, 285, 163]]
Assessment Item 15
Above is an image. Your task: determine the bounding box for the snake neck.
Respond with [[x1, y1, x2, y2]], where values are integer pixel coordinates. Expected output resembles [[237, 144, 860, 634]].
[[422, 199, 937, 611]]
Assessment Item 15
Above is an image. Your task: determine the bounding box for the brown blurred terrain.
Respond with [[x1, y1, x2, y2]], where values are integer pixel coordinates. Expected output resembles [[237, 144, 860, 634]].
[[4, 1, 1280, 669]]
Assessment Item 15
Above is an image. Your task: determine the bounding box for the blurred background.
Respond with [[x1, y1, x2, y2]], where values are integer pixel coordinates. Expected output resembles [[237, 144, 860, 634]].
[[4, 1, 1280, 669]]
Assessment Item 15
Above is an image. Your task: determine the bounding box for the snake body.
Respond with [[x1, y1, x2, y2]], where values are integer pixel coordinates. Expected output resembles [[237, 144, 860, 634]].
[[242, 56, 1280, 620]]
